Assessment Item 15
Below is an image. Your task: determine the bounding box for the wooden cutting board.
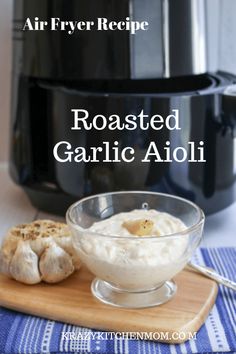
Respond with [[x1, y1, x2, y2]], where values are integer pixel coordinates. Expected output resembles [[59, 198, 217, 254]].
[[0, 267, 217, 344]]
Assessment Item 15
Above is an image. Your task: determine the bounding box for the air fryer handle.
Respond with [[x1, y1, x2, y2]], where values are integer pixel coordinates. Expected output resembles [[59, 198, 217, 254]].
[[221, 85, 236, 137]]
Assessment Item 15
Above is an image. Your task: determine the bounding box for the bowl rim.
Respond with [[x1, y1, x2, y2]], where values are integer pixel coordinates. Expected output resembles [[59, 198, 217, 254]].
[[66, 191, 205, 240]]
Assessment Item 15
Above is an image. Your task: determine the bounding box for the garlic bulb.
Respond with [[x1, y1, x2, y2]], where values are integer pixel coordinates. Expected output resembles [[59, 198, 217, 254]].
[[0, 220, 81, 284]]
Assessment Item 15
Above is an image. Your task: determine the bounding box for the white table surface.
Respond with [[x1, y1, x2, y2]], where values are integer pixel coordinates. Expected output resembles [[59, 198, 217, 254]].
[[0, 163, 236, 248]]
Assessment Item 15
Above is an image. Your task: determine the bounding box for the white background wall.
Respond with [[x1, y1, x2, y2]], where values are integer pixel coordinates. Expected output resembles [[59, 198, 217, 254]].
[[0, 0, 236, 162], [0, 0, 12, 162]]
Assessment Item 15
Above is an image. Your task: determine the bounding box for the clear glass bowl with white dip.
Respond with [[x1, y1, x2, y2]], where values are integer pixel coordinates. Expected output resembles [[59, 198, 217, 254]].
[[66, 191, 205, 308]]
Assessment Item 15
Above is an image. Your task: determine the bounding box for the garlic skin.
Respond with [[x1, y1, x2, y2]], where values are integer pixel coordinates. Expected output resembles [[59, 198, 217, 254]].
[[0, 220, 81, 284], [39, 241, 74, 283], [10, 241, 41, 284]]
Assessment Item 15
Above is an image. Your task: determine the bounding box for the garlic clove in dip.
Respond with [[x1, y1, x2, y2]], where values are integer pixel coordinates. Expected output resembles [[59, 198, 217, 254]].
[[0, 220, 81, 284], [122, 219, 155, 236]]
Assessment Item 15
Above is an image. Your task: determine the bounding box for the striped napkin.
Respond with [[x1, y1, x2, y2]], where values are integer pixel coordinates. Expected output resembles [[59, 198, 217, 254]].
[[0, 247, 235, 354]]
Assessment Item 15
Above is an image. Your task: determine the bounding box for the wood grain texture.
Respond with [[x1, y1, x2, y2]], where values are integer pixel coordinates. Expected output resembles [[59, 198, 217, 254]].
[[0, 267, 218, 344]]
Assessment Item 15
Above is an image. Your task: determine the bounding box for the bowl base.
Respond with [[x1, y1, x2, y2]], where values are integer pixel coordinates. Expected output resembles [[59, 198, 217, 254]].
[[91, 278, 177, 308]]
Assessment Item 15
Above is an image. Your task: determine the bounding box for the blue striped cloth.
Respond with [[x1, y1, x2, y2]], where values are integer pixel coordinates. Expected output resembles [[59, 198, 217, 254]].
[[0, 247, 235, 354]]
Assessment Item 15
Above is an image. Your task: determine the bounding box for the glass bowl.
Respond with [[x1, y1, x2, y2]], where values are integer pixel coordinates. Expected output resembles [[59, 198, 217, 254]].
[[66, 191, 205, 308]]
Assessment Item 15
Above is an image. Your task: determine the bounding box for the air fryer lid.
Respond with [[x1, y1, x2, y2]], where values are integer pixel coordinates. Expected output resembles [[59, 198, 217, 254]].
[[14, 0, 207, 80]]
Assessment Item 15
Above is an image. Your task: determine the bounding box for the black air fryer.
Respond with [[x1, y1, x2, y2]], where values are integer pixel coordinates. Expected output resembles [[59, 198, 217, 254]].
[[10, 0, 236, 214]]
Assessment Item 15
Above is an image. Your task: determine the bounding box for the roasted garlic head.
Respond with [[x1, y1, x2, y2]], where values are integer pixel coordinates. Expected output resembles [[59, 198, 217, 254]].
[[0, 220, 81, 284]]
